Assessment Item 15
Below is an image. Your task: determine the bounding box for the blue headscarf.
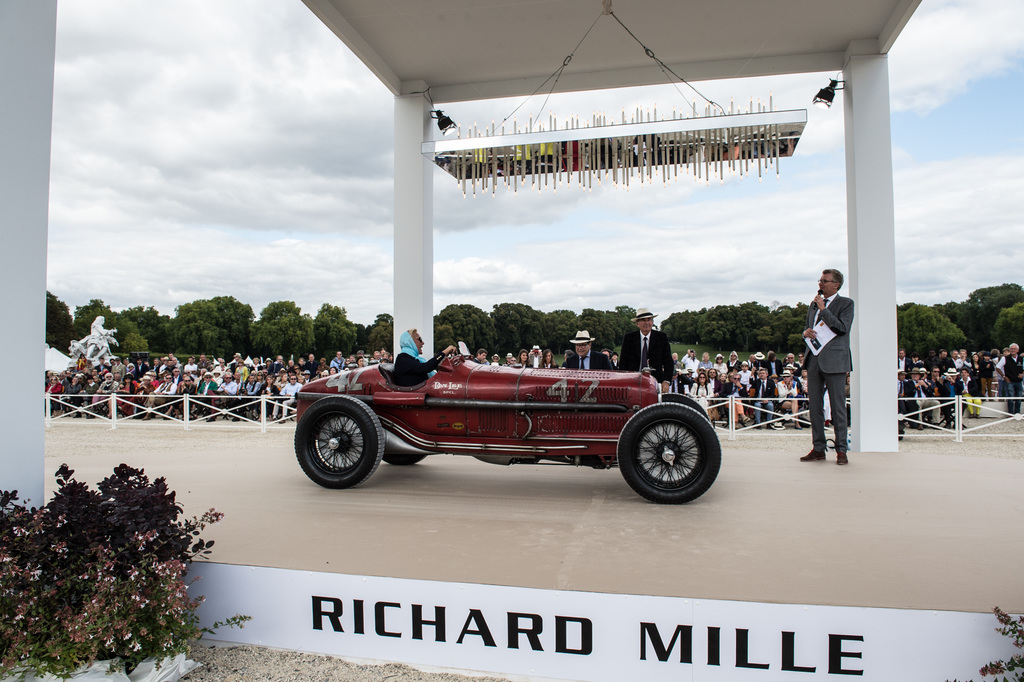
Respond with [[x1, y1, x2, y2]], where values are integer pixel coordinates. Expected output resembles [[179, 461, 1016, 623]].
[[399, 330, 435, 377]]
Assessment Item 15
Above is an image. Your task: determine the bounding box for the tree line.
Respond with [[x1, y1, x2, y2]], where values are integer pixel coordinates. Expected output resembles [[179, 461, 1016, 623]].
[[45, 283, 1023, 360]]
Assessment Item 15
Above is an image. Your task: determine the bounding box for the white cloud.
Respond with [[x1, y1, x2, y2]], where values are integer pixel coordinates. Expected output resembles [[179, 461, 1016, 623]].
[[888, 0, 1024, 113], [44, 0, 1024, 331], [51, 0, 395, 238]]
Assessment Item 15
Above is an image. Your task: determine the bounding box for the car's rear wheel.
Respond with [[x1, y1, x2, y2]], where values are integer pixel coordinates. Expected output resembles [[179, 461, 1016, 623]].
[[295, 396, 384, 489], [383, 454, 428, 466], [617, 403, 721, 504]]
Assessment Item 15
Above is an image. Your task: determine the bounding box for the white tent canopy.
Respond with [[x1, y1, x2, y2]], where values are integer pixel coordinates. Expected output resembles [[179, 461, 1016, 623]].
[[44, 344, 73, 373]]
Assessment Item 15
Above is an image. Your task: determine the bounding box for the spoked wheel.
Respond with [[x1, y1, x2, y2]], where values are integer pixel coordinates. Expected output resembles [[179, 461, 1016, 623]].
[[617, 403, 721, 504], [294, 397, 384, 489], [660, 392, 712, 423]]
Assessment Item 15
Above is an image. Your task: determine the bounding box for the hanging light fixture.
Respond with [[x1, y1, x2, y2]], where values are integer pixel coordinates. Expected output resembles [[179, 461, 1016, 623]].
[[421, 4, 808, 196], [812, 79, 844, 110], [431, 109, 457, 135], [423, 104, 807, 197]]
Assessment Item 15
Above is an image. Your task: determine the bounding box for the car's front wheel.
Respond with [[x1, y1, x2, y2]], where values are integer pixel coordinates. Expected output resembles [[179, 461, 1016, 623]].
[[617, 403, 721, 504], [295, 396, 384, 489]]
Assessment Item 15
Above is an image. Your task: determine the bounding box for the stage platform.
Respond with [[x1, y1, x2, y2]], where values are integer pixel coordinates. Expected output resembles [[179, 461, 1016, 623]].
[[43, 427, 1024, 615]]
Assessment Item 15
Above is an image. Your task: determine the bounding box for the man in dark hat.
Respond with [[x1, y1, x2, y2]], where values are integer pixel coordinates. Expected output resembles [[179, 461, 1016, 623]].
[[562, 331, 613, 370], [618, 308, 674, 390]]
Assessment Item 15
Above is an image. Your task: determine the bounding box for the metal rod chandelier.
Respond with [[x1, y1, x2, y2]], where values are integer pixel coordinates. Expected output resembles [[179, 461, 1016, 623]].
[[419, 3, 807, 197], [422, 102, 807, 197]]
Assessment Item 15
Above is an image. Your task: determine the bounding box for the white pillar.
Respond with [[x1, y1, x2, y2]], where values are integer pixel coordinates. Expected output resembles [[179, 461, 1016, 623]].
[[0, 0, 57, 505], [843, 54, 899, 452], [393, 95, 434, 352]]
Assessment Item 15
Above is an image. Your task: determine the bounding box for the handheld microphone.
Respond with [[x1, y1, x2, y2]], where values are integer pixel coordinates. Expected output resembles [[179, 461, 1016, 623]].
[[809, 288, 825, 351]]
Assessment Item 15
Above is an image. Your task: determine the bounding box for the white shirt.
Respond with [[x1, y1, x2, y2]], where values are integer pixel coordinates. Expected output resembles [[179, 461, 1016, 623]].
[[154, 381, 177, 395]]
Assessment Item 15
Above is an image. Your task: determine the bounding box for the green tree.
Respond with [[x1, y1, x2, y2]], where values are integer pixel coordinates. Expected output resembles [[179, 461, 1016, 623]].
[[118, 306, 171, 352], [433, 323, 455, 350], [696, 302, 770, 351], [354, 322, 370, 350], [367, 313, 393, 355], [491, 303, 544, 354], [574, 309, 620, 350], [612, 306, 637, 343], [435, 304, 495, 351], [993, 302, 1024, 350], [661, 310, 703, 344], [540, 309, 579, 352], [786, 303, 810, 350], [897, 304, 967, 356], [72, 299, 116, 340], [959, 284, 1024, 349], [209, 296, 254, 356], [116, 318, 149, 355], [761, 304, 807, 353], [313, 303, 357, 357], [251, 301, 314, 359], [46, 291, 75, 351], [171, 296, 253, 357]]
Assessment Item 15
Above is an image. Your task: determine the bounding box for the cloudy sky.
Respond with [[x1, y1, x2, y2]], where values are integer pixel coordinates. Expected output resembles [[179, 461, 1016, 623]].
[[47, 0, 1024, 326]]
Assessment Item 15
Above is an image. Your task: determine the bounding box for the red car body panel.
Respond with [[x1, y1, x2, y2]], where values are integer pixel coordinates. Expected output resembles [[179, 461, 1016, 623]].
[[296, 356, 659, 463]]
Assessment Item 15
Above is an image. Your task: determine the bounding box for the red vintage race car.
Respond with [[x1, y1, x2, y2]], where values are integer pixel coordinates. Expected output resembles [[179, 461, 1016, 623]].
[[293, 348, 721, 503]]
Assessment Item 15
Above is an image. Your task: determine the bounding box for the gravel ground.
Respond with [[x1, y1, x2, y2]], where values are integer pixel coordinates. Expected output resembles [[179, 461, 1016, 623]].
[[42, 420, 1024, 681], [185, 643, 511, 682]]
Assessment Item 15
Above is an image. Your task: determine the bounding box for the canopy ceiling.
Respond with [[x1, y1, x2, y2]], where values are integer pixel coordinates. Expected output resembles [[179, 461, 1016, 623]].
[[301, 0, 921, 103]]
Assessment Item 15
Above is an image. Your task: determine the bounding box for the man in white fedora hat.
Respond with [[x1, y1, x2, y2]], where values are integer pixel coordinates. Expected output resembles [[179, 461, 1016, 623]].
[[618, 308, 674, 390], [562, 331, 613, 370]]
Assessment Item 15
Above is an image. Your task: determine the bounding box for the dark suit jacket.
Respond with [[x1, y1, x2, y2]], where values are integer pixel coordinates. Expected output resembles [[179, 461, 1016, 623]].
[[618, 329, 674, 384], [955, 377, 981, 398], [562, 352, 613, 370], [805, 294, 854, 374], [748, 378, 778, 399]]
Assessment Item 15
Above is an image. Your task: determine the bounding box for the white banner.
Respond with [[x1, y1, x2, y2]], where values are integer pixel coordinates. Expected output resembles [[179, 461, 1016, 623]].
[[190, 563, 1011, 681]]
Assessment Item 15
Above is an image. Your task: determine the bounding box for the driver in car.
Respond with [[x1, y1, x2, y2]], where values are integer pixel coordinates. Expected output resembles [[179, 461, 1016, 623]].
[[394, 329, 457, 387]]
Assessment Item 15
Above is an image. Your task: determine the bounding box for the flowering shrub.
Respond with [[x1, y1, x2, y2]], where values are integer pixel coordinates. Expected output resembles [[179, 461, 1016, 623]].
[[977, 607, 1024, 681], [947, 607, 1024, 682], [0, 464, 248, 679]]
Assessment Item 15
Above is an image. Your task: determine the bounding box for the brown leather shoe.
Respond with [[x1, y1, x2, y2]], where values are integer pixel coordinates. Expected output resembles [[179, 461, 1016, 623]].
[[800, 450, 826, 462], [836, 451, 849, 465]]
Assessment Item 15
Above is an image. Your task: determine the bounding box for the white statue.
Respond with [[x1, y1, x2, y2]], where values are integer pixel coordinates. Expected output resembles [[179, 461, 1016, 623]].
[[69, 315, 119, 368]]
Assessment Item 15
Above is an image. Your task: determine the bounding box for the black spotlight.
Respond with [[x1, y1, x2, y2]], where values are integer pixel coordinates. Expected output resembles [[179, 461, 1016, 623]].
[[812, 79, 844, 110], [431, 109, 457, 135]]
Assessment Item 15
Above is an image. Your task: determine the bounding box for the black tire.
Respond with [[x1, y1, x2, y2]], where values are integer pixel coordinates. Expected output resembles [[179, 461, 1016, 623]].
[[617, 403, 721, 504], [295, 396, 384, 489], [660, 392, 712, 422], [383, 454, 428, 466]]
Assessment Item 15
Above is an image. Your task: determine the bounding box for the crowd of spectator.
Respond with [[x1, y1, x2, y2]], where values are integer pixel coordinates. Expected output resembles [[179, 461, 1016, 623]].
[[896, 344, 1023, 431], [44, 349, 394, 421], [44, 341, 1022, 431]]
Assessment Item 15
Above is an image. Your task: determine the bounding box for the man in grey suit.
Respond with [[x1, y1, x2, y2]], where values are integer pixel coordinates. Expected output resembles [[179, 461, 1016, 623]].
[[800, 268, 855, 465]]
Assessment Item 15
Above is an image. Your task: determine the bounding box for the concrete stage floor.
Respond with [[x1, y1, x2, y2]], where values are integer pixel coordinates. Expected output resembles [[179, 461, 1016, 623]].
[[44, 428, 1024, 615]]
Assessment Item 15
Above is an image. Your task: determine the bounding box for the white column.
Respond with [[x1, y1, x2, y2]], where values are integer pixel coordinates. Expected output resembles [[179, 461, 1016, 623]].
[[393, 95, 434, 352], [843, 54, 899, 453], [0, 0, 57, 505]]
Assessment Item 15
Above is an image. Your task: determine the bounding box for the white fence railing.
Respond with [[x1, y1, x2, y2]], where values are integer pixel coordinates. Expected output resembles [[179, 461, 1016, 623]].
[[44, 392, 1024, 440], [676, 394, 1023, 442], [44, 392, 297, 432]]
